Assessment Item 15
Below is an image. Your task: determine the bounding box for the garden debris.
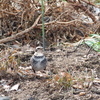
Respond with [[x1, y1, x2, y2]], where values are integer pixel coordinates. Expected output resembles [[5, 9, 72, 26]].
[[0, 0, 100, 45], [79, 92, 86, 96], [10, 83, 20, 91], [0, 1, 100, 100]]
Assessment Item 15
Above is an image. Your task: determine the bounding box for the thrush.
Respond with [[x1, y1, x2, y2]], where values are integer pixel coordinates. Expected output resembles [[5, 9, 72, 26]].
[[30, 46, 47, 73]]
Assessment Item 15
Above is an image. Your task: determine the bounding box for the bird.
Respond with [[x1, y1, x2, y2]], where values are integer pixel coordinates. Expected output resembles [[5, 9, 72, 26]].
[[30, 46, 47, 73]]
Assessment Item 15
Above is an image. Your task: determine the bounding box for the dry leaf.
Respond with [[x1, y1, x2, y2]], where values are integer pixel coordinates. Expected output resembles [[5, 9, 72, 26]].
[[3, 85, 10, 91], [60, 72, 72, 81], [10, 83, 20, 91], [73, 84, 83, 89], [55, 75, 60, 81], [79, 92, 86, 96], [93, 78, 100, 83]]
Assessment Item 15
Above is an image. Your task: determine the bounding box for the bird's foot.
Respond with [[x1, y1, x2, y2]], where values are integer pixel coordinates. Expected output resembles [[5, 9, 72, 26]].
[[40, 70, 46, 73]]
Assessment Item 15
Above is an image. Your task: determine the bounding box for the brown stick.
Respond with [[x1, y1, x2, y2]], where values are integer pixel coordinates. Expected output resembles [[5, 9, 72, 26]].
[[0, 10, 17, 16], [37, 19, 82, 27], [0, 15, 41, 44]]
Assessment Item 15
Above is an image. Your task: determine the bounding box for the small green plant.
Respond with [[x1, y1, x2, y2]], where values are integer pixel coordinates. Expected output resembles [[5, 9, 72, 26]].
[[84, 34, 100, 52], [58, 77, 73, 88], [54, 72, 73, 89]]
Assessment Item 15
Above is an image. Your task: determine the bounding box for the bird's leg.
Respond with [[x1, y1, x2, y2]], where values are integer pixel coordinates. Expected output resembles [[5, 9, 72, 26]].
[[40, 70, 46, 73], [32, 68, 35, 73], [44, 67, 46, 70], [32, 68, 37, 79]]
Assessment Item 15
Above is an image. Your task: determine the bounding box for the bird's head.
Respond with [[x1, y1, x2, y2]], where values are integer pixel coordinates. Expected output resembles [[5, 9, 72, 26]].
[[35, 46, 44, 53]]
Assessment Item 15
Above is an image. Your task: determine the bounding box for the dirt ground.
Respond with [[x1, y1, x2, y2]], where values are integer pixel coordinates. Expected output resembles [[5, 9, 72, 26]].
[[0, 44, 100, 100]]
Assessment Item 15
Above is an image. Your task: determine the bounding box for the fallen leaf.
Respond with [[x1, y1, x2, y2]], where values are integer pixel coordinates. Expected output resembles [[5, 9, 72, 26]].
[[79, 92, 86, 96], [73, 84, 83, 89], [3, 85, 10, 91], [83, 82, 89, 88], [55, 75, 60, 81], [10, 83, 20, 91], [93, 78, 100, 83]]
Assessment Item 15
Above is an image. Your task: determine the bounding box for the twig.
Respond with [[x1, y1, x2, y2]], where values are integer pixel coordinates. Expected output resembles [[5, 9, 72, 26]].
[[37, 19, 81, 27], [86, 44, 93, 57], [93, 22, 100, 34], [0, 10, 17, 16]]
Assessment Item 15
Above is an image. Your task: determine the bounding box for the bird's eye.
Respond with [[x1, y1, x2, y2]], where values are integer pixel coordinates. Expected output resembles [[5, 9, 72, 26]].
[[35, 49, 38, 52], [36, 48, 40, 52]]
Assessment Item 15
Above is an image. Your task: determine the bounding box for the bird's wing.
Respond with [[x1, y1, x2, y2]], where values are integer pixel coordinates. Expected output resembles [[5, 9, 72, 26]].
[[41, 57, 47, 69]]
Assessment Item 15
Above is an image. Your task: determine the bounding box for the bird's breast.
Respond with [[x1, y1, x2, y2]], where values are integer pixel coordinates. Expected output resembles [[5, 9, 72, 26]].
[[32, 56, 46, 71]]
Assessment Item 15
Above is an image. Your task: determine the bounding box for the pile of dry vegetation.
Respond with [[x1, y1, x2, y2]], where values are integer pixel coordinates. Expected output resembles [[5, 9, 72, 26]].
[[0, 0, 100, 46]]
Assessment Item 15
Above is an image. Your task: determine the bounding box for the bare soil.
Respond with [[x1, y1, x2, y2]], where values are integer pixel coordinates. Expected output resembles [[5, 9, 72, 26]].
[[0, 44, 100, 100]]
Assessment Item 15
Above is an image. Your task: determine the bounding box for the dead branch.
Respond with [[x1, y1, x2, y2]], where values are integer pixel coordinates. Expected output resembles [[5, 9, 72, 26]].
[[0, 15, 41, 44], [37, 19, 81, 27], [36, 20, 81, 27], [0, 10, 17, 16]]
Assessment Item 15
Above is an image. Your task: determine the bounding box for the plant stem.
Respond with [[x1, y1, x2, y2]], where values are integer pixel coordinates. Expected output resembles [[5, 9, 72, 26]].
[[41, 0, 45, 50]]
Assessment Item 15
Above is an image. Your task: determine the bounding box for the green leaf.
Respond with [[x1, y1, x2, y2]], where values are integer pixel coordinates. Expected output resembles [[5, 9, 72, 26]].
[[84, 35, 100, 52], [92, 42, 100, 52], [85, 38, 98, 47], [89, 34, 100, 37]]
